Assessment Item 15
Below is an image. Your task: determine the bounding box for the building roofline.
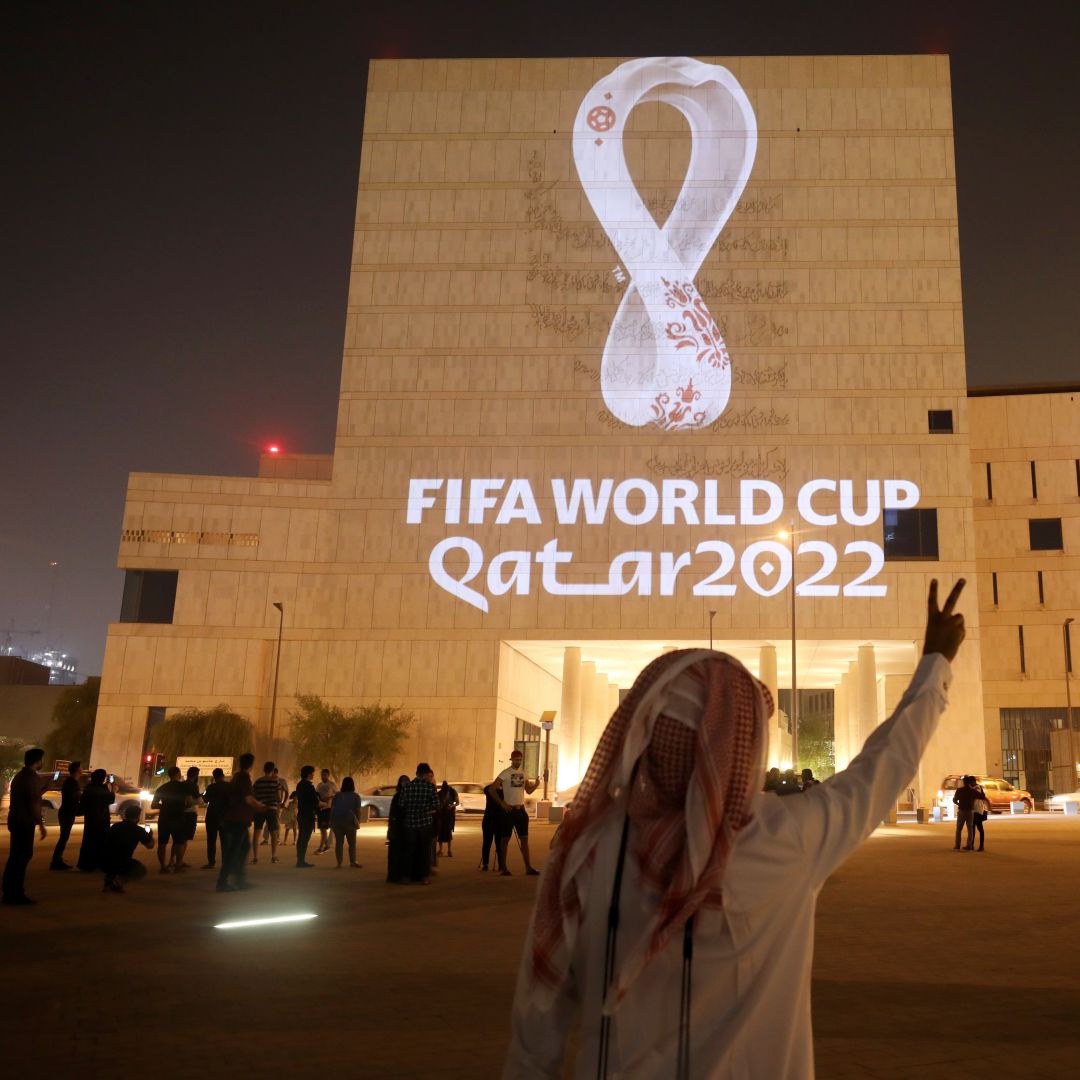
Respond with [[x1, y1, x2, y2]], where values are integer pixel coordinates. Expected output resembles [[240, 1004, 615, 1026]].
[[968, 382, 1080, 398]]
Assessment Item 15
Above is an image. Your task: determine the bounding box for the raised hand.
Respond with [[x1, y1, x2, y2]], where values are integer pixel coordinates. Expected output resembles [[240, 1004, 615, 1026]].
[[922, 579, 966, 662]]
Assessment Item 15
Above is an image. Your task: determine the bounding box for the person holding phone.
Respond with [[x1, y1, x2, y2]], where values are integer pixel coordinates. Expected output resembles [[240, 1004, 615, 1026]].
[[76, 769, 115, 873], [102, 803, 155, 893], [50, 760, 83, 870], [2, 748, 48, 905]]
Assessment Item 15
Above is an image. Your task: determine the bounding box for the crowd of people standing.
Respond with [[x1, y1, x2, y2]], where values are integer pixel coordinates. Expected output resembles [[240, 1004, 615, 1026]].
[[2, 747, 546, 904]]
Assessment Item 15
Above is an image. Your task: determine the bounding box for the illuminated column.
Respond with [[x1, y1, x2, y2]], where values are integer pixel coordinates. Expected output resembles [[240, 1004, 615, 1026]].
[[857, 644, 878, 748], [585, 669, 610, 766], [579, 661, 598, 772], [833, 680, 848, 771], [607, 683, 621, 722], [758, 644, 780, 767], [558, 646, 582, 786], [843, 663, 858, 758]]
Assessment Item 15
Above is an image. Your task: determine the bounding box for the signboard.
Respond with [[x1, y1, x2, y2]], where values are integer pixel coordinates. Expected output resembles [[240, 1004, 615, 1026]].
[[176, 756, 234, 775], [53, 759, 71, 773], [401, 56, 926, 613]]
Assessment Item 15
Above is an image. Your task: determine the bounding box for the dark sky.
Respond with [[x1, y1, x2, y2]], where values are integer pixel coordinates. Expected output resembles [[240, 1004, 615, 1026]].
[[4, 1, 1078, 676]]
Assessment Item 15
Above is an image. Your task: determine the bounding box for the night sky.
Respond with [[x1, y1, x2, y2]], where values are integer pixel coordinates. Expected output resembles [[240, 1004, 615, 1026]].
[[4, 1, 1078, 676]]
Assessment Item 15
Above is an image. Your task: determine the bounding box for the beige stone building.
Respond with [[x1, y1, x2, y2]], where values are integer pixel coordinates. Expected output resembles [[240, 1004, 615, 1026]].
[[969, 387, 1080, 796], [92, 55, 1052, 805]]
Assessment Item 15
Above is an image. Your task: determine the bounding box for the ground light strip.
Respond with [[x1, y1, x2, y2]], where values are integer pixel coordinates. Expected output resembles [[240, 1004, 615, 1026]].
[[214, 913, 318, 930]]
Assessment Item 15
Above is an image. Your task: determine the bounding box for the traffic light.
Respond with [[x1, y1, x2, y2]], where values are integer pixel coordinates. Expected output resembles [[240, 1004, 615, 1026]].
[[155, 753, 165, 776], [144, 753, 153, 765]]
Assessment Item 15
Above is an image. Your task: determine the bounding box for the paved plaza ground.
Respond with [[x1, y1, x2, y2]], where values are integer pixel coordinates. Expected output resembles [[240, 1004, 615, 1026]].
[[1, 813, 1078, 1078]]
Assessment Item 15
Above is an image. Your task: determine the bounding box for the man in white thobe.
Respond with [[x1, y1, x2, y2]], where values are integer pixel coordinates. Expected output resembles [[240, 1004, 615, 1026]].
[[505, 579, 966, 1079]]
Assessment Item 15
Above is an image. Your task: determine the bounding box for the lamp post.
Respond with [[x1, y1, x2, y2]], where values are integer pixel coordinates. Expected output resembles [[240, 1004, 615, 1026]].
[[1065, 618, 1075, 732], [778, 523, 798, 770], [268, 602, 284, 756], [709, 609, 717, 650]]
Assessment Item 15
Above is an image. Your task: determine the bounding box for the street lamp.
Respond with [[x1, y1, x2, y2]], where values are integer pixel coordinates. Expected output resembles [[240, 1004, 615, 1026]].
[[778, 524, 797, 770], [539, 710, 556, 802], [268, 602, 284, 756], [1065, 618, 1075, 732]]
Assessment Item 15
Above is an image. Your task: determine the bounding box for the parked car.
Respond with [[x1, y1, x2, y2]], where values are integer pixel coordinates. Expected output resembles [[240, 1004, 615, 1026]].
[[39, 773, 156, 822], [360, 785, 400, 818], [1047, 790, 1080, 811], [444, 782, 487, 813], [936, 775, 1034, 814]]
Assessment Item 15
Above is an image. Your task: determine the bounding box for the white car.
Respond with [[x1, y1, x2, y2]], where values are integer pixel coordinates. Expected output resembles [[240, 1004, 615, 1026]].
[[360, 784, 400, 818], [445, 781, 487, 813], [1048, 790, 1080, 812]]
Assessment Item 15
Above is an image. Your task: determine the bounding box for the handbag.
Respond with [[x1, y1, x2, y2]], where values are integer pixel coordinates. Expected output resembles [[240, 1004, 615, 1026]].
[[973, 798, 990, 816]]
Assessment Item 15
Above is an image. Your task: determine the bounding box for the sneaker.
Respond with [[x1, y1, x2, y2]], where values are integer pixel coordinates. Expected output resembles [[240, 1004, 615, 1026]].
[[159, 866, 171, 874], [201, 863, 216, 870], [296, 862, 315, 869], [216, 884, 236, 893], [526, 868, 540, 876], [351, 863, 362, 869], [251, 857, 258, 865], [500, 869, 512, 877], [271, 856, 279, 864]]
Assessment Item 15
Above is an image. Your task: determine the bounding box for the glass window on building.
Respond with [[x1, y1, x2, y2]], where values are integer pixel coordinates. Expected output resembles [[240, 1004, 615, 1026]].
[[927, 409, 954, 434], [999, 708, 1066, 800], [1028, 518, 1063, 551], [883, 508, 940, 561], [514, 717, 542, 781], [120, 570, 179, 623]]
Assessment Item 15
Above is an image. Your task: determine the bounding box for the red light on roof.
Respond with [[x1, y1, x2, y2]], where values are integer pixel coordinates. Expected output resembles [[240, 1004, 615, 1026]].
[[267, 445, 281, 454]]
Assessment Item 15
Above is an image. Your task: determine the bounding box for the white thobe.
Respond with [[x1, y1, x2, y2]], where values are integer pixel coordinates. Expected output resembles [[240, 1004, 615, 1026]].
[[505, 654, 952, 1079]]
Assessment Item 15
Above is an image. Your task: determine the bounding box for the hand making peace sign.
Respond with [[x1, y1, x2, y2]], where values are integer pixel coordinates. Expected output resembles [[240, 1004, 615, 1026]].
[[922, 578, 966, 662]]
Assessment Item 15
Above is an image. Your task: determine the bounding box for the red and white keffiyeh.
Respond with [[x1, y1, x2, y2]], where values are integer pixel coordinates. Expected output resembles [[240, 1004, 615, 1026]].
[[529, 649, 773, 1008]]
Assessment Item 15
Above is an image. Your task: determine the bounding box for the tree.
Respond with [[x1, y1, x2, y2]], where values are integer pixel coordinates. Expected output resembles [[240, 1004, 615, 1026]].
[[288, 695, 413, 780], [152, 705, 254, 765], [0, 737, 31, 785], [43, 677, 100, 766]]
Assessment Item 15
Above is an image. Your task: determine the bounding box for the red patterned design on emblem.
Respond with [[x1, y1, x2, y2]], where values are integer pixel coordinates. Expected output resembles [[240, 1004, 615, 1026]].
[[649, 379, 708, 431], [587, 105, 616, 132], [661, 277, 730, 371]]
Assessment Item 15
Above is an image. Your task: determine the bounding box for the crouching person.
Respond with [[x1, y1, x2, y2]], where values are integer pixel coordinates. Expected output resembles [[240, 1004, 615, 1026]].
[[103, 804, 155, 894]]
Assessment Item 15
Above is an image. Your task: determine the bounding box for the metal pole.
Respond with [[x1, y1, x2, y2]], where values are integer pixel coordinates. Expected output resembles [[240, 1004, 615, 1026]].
[[1065, 618, 1075, 732], [789, 523, 798, 771], [542, 725, 551, 802], [709, 610, 716, 650], [268, 602, 284, 755]]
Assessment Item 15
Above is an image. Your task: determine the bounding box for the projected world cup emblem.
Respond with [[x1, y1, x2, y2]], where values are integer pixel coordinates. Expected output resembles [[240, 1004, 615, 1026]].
[[573, 57, 758, 430]]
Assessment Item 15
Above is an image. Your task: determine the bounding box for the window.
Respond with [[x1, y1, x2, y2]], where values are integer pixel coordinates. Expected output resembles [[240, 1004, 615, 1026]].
[[1000, 708, 1063, 798], [1067, 623, 1074, 674], [883, 508, 939, 560], [120, 570, 178, 623], [1075, 459, 1080, 497], [1037, 570, 1045, 605], [1018, 626, 1026, 674], [1030, 461, 1038, 499], [985, 462, 993, 500], [1029, 518, 1063, 551], [991, 572, 999, 606], [928, 409, 954, 434]]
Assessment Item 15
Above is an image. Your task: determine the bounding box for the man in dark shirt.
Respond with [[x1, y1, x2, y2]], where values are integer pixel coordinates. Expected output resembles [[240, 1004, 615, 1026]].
[[400, 763, 439, 885], [3, 748, 47, 905], [201, 767, 229, 869], [251, 761, 283, 865], [152, 767, 191, 874], [953, 774, 979, 851], [50, 760, 83, 870], [103, 803, 155, 893], [292, 764, 321, 868], [217, 753, 269, 892]]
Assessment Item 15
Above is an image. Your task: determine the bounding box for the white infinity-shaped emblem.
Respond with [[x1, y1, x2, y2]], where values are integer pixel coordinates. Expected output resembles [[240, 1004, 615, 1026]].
[[573, 57, 757, 431]]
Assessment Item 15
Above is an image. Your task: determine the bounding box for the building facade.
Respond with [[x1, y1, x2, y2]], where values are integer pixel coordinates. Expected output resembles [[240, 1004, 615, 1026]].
[[970, 387, 1080, 797], [92, 55, 1045, 803]]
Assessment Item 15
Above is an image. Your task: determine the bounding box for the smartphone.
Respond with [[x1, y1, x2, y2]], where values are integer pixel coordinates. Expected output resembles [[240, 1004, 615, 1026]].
[[143, 825, 152, 835], [108, 774, 115, 783], [53, 770, 60, 781]]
